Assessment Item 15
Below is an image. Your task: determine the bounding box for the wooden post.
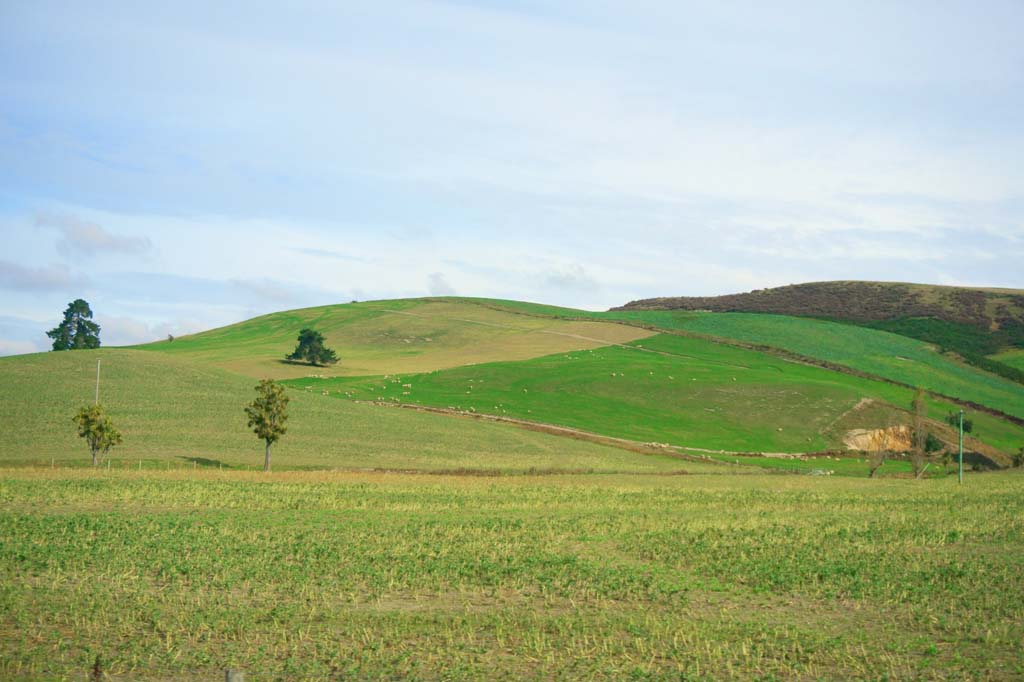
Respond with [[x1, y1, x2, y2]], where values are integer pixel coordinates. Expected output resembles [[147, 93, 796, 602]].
[[226, 670, 245, 682]]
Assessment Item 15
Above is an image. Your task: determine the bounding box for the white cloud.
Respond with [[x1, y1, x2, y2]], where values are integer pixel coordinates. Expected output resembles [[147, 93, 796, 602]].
[[36, 212, 152, 257], [0, 260, 88, 291], [427, 272, 456, 296]]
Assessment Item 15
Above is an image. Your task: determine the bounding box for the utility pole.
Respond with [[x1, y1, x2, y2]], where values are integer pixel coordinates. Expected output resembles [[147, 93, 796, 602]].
[[95, 359, 101, 404], [958, 408, 964, 485]]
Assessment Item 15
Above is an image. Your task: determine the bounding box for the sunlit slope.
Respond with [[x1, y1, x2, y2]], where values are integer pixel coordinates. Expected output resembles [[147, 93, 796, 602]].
[[292, 334, 1024, 456], [992, 349, 1024, 372], [137, 299, 653, 379], [466, 299, 1024, 420], [0, 349, 690, 473]]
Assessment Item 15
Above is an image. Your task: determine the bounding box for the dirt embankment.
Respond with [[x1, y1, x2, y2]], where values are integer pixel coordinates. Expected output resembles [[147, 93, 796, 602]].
[[843, 426, 912, 451]]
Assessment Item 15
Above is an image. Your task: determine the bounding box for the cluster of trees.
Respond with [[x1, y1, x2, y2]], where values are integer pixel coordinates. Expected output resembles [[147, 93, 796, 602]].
[[69, 327, 335, 471]]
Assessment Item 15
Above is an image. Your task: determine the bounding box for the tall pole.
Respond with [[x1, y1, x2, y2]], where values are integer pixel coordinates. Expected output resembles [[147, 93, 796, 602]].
[[95, 359, 101, 405], [958, 408, 964, 485]]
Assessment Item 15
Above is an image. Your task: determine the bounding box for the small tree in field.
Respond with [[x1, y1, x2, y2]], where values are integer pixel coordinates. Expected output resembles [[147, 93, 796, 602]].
[[245, 379, 290, 471], [286, 328, 338, 366], [73, 404, 122, 466], [910, 388, 930, 478]]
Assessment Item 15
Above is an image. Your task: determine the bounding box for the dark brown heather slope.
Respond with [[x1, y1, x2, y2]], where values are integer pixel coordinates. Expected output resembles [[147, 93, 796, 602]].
[[614, 281, 1024, 328]]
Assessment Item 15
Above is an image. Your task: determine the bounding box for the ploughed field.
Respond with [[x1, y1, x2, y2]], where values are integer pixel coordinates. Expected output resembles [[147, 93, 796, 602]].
[[2, 469, 1022, 680]]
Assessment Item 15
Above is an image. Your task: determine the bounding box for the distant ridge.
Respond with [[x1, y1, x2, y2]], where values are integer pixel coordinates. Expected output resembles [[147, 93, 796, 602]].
[[613, 281, 1024, 328], [613, 281, 1024, 379]]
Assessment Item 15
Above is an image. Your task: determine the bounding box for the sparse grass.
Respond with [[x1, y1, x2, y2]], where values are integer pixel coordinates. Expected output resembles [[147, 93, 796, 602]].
[[2, 468, 1022, 680]]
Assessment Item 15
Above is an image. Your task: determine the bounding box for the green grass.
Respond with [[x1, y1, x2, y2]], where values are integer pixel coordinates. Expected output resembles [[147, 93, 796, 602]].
[[288, 333, 1024, 465], [2, 469, 1022, 680], [0, 348, 698, 474], [135, 299, 651, 379], [467, 298, 1024, 420], [993, 348, 1024, 372]]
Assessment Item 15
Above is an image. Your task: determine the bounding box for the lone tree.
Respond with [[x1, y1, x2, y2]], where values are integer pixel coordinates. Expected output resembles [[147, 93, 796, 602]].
[[286, 328, 338, 366], [72, 404, 122, 467], [910, 388, 930, 478], [48, 299, 101, 350], [245, 379, 290, 471]]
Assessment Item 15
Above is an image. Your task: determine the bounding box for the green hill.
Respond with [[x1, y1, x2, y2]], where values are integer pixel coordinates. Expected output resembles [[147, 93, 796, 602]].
[[5, 295, 1023, 474], [137, 299, 652, 379], [457, 297, 1024, 420], [291, 332, 1023, 464], [612, 281, 1024, 381]]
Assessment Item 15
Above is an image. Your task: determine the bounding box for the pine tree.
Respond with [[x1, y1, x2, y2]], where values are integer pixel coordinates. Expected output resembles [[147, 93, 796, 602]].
[[285, 328, 338, 366], [47, 299, 101, 350]]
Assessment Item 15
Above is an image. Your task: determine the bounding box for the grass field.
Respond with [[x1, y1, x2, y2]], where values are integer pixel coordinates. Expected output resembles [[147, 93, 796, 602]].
[[0, 348, 697, 474], [993, 348, 1024, 372], [292, 333, 1024, 461], [466, 298, 1024, 420], [2, 469, 1022, 680], [136, 299, 652, 379]]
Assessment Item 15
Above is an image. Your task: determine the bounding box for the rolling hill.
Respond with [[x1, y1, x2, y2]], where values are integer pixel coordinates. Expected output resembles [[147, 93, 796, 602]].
[[3, 294, 1023, 474], [612, 281, 1024, 381]]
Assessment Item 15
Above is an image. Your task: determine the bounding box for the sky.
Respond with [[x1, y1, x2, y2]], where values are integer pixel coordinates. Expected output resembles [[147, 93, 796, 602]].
[[2, 0, 1023, 355]]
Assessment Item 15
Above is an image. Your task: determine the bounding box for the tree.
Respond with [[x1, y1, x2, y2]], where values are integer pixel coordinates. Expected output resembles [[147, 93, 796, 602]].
[[244, 379, 290, 471], [72, 404, 122, 467], [47, 299, 101, 351], [285, 328, 338, 366], [910, 388, 930, 478], [944, 411, 973, 434]]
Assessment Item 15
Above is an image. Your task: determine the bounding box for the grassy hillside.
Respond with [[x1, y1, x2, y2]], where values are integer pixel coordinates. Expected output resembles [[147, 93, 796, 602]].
[[993, 348, 1024, 372], [0, 348, 695, 474], [288, 333, 1024, 459], [136, 299, 652, 379], [611, 281, 1024, 378], [459, 298, 1024, 421], [4, 469, 1022, 679]]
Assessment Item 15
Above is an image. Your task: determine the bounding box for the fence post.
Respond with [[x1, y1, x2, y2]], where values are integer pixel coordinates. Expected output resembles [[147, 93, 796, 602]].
[[225, 670, 245, 682]]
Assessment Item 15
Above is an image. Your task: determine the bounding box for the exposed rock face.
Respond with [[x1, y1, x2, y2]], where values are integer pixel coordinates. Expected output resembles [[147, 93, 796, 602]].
[[843, 425, 912, 451]]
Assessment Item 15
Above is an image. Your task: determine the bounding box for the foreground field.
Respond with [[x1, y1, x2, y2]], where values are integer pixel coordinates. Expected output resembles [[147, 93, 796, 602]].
[[2, 469, 1022, 680]]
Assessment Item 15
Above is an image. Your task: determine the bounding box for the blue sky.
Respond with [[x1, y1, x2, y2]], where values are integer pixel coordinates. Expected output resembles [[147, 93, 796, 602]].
[[2, 0, 1022, 355]]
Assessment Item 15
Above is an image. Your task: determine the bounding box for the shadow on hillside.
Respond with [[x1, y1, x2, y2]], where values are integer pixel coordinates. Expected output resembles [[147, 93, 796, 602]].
[[178, 456, 233, 469], [278, 359, 331, 368]]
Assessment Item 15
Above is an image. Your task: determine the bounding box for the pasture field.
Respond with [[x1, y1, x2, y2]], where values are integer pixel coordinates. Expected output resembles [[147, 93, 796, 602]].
[[295, 334, 1024, 460], [993, 348, 1024, 372], [466, 298, 1024, 420], [1, 469, 1022, 680], [136, 299, 652, 379], [0, 348, 695, 474]]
